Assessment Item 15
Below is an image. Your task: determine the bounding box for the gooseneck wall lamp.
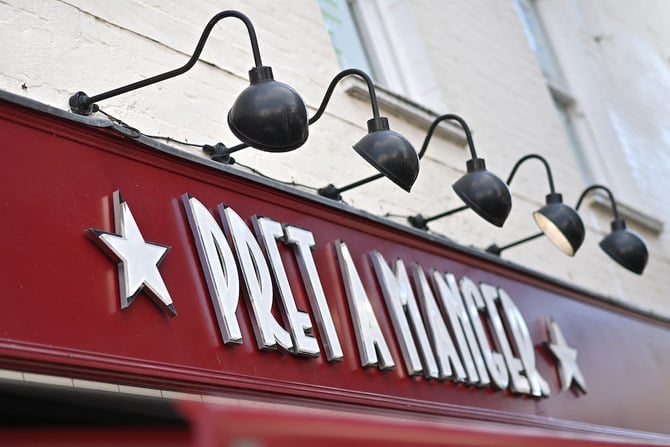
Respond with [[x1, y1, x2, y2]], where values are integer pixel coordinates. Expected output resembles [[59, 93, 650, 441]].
[[318, 113, 511, 227], [511, 154, 584, 255], [590, 187, 649, 274], [69, 10, 308, 153], [486, 154, 585, 256], [486, 184, 648, 274], [310, 69, 420, 194], [405, 114, 512, 228]]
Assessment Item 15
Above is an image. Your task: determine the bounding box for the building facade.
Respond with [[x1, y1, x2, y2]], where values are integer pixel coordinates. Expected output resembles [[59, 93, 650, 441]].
[[1, 0, 669, 443], [2, 0, 666, 315]]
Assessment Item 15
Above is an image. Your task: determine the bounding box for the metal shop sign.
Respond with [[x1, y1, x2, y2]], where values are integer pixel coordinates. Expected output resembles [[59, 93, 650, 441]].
[[2, 98, 670, 435], [88, 190, 584, 398]]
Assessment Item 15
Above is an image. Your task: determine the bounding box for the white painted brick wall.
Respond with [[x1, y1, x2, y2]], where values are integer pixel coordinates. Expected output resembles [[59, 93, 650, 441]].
[[0, 0, 667, 318]]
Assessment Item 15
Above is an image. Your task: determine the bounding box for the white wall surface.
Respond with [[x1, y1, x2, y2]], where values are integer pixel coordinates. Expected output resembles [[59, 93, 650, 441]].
[[0, 0, 667, 317]]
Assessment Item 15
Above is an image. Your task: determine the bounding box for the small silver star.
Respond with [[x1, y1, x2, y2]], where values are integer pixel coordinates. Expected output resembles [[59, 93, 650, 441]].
[[545, 316, 586, 393], [87, 191, 176, 316]]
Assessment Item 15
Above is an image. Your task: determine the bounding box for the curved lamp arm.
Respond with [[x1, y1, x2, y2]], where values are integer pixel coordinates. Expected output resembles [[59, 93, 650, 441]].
[[419, 114, 478, 160], [575, 184, 619, 216], [506, 153, 556, 193], [322, 113, 477, 198], [70, 10, 263, 115], [309, 68, 380, 125]]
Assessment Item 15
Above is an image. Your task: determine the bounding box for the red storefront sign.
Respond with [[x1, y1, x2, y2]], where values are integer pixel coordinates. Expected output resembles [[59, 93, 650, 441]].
[[1, 94, 669, 442]]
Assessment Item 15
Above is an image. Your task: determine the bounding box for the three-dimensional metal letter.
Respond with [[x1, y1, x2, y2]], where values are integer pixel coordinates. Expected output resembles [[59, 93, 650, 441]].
[[499, 288, 550, 397], [460, 278, 509, 390], [183, 195, 241, 343], [335, 241, 394, 369], [253, 217, 319, 357], [479, 284, 530, 394], [412, 265, 467, 381], [370, 252, 438, 378], [431, 270, 486, 386], [284, 225, 343, 361], [220, 206, 293, 351]]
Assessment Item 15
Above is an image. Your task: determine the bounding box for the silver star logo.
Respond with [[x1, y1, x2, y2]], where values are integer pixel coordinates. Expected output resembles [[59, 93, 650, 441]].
[[87, 191, 176, 316], [545, 316, 586, 394]]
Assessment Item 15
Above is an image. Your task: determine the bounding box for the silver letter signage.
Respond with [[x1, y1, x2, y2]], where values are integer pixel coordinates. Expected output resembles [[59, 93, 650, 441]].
[[253, 216, 320, 357], [412, 265, 467, 382], [221, 206, 293, 352], [284, 225, 343, 362], [335, 241, 394, 369], [499, 288, 550, 397], [182, 194, 241, 344], [431, 271, 487, 386], [370, 251, 438, 378], [479, 284, 530, 394], [460, 278, 509, 390], [85, 191, 580, 400]]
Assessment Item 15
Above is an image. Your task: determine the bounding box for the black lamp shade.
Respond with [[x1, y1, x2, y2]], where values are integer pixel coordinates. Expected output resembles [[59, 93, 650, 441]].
[[353, 117, 419, 192], [599, 219, 648, 274], [228, 66, 308, 152], [452, 158, 512, 227], [532, 193, 585, 256]]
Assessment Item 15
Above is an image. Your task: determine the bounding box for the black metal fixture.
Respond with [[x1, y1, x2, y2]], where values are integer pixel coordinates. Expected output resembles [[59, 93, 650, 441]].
[[486, 184, 648, 274], [311, 69, 419, 196], [318, 114, 511, 224], [69, 10, 308, 153], [401, 115, 511, 228], [486, 154, 584, 256]]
